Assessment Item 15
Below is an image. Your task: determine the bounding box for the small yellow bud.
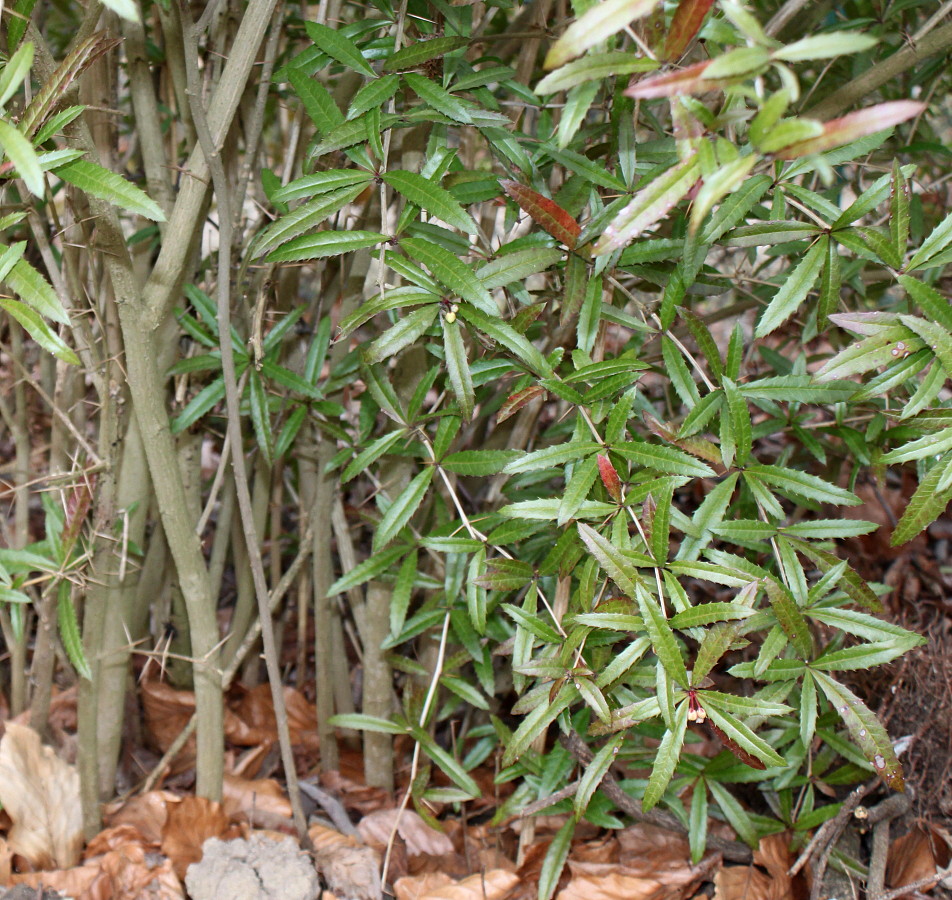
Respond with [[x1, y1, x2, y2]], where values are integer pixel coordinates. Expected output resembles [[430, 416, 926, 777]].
[[444, 311, 457, 324]]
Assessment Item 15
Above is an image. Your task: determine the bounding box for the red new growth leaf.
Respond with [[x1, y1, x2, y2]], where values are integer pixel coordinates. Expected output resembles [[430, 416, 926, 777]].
[[500, 180, 581, 249], [775, 101, 926, 158], [498, 385, 546, 423], [706, 720, 767, 770], [663, 0, 716, 62], [597, 454, 623, 502], [626, 60, 737, 98]]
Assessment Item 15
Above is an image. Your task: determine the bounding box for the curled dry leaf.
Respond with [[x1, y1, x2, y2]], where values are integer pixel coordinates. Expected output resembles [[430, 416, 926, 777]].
[[104, 790, 180, 845], [714, 833, 805, 900], [222, 774, 293, 829], [309, 823, 381, 900], [0, 723, 83, 869], [394, 869, 519, 900], [228, 683, 320, 749], [359, 809, 454, 857], [161, 796, 241, 880], [887, 822, 952, 892]]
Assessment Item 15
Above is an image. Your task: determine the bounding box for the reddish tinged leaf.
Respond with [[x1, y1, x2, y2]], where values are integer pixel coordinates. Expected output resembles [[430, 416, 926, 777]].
[[626, 60, 739, 98], [706, 720, 767, 770], [597, 454, 623, 502], [497, 385, 546, 423], [775, 101, 925, 159], [500, 180, 581, 249], [664, 0, 716, 62]]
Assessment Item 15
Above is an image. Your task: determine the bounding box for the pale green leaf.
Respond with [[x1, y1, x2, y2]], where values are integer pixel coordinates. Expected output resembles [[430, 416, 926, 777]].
[[304, 21, 376, 77], [373, 467, 435, 550], [266, 230, 386, 262], [55, 158, 164, 220], [544, 0, 663, 70], [0, 118, 43, 196], [755, 237, 827, 337]]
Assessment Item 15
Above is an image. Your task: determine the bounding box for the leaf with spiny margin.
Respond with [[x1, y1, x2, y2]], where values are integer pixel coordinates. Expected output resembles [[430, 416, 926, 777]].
[[58, 581, 90, 679], [765, 579, 813, 658], [504, 441, 601, 475], [544, 0, 663, 69], [373, 468, 435, 550], [577, 523, 641, 598], [636, 585, 688, 687], [0, 119, 43, 197], [907, 207, 952, 271], [574, 734, 624, 818], [384, 170, 477, 234], [898, 275, 952, 333], [363, 305, 438, 364], [642, 702, 688, 810], [755, 236, 826, 337], [404, 72, 474, 124], [477, 248, 563, 290], [304, 22, 376, 77], [739, 375, 856, 403], [745, 463, 861, 506], [441, 449, 521, 476], [272, 170, 371, 204], [891, 160, 910, 260], [613, 441, 715, 477], [384, 36, 468, 72], [286, 68, 343, 133], [703, 703, 785, 768], [559, 454, 600, 525], [539, 819, 575, 900], [502, 682, 576, 767], [792, 541, 882, 611], [457, 305, 554, 377], [891, 450, 952, 546], [811, 669, 904, 790], [899, 314, 952, 379], [6, 255, 67, 324], [267, 230, 386, 262], [0, 298, 78, 364], [255, 184, 371, 256], [401, 237, 497, 316], [500, 180, 580, 248], [442, 314, 474, 420]]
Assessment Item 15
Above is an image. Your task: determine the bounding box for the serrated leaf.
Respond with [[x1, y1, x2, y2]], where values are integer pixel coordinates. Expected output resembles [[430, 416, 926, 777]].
[[899, 314, 952, 379], [907, 208, 952, 271], [891, 451, 952, 546], [613, 441, 715, 477], [55, 158, 164, 220], [6, 255, 68, 324], [384, 36, 469, 72], [545, 0, 663, 69], [286, 67, 343, 132], [765, 579, 813, 658], [702, 45, 770, 79], [342, 431, 406, 485], [669, 602, 755, 629], [811, 669, 904, 789], [458, 305, 554, 377], [504, 683, 576, 767], [812, 640, 917, 671], [255, 184, 368, 256], [384, 170, 477, 234], [0, 41, 34, 108], [776, 101, 924, 159], [539, 818, 575, 900], [304, 21, 376, 77], [373, 467, 434, 550], [267, 230, 386, 262], [364, 305, 438, 364], [401, 237, 496, 315], [0, 297, 78, 364], [442, 314, 474, 419], [637, 585, 689, 688], [739, 375, 855, 403], [794, 541, 882, 611], [441, 449, 521, 476], [577, 522, 641, 598], [0, 118, 43, 197], [690, 155, 758, 235], [755, 237, 827, 337], [664, 0, 716, 62], [592, 157, 700, 255], [745, 463, 860, 506], [500, 180, 580, 248], [271, 169, 372, 204], [898, 275, 952, 334], [477, 248, 562, 290], [704, 704, 785, 768], [404, 72, 473, 124], [559, 454, 600, 525], [574, 734, 624, 818], [504, 441, 601, 475], [773, 32, 877, 62], [642, 703, 688, 810], [536, 52, 657, 94]]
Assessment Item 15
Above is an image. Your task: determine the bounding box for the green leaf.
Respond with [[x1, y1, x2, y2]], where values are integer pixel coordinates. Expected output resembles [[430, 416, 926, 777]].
[[329, 713, 406, 734], [384, 36, 469, 72], [458, 305, 555, 377], [536, 52, 657, 94], [812, 640, 917, 671], [347, 73, 400, 120], [374, 467, 435, 550], [592, 157, 700, 255], [765, 579, 813, 658], [574, 734, 625, 819], [286, 67, 343, 132], [6, 255, 68, 324], [384, 170, 477, 234], [0, 298, 78, 364], [745, 463, 861, 506], [725, 220, 820, 247], [477, 248, 562, 290], [504, 683, 576, 767], [773, 32, 877, 62], [57, 581, 91, 679], [703, 45, 770, 79], [267, 230, 386, 262], [559, 454, 600, 525], [304, 22, 376, 77], [642, 703, 688, 810], [637, 585, 689, 687], [689, 780, 708, 864], [248, 370, 273, 465], [755, 237, 827, 338], [442, 314, 475, 419], [704, 704, 785, 768], [613, 441, 715, 477], [907, 208, 952, 271], [739, 375, 855, 403], [0, 41, 34, 108], [404, 72, 473, 124], [504, 441, 602, 475], [0, 118, 44, 197], [669, 602, 755, 629], [690, 155, 758, 235], [811, 670, 904, 790], [891, 451, 952, 546], [501, 499, 617, 520], [255, 185, 369, 256], [577, 523, 642, 598], [708, 780, 757, 846], [401, 237, 496, 315], [55, 158, 165, 220], [539, 819, 575, 900], [441, 449, 521, 476], [899, 314, 952, 379], [898, 275, 952, 334], [364, 306, 438, 364], [327, 545, 408, 596], [271, 169, 372, 204], [544, 0, 663, 69]]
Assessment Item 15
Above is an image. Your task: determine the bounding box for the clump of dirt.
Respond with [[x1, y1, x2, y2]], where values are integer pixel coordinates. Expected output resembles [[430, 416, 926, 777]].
[[184, 834, 319, 900]]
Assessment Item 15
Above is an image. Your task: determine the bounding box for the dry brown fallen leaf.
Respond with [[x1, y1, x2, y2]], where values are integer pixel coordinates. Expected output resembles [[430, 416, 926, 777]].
[[222, 773, 293, 829], [309, 822, 381, 900], [714, 833, 807, 900], [161, 796, 241, 880], [0, 722, 83, 869], [887, 822, 952, 893], [393, 869, 519, 900], [104, 790, 180, 845], [359, 809, 455, 857]]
